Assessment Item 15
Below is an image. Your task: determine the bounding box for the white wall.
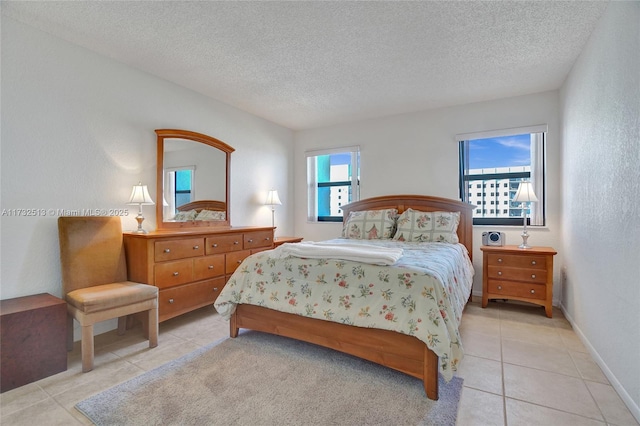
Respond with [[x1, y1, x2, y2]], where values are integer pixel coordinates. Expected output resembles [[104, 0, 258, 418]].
[[0, 18, 294, 327], [560, 2, 640, 419], [294, 91, 563, 299]]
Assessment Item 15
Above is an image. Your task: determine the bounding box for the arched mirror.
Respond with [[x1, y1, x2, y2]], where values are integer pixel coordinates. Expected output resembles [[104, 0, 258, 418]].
[[155, 129, 234, 230]]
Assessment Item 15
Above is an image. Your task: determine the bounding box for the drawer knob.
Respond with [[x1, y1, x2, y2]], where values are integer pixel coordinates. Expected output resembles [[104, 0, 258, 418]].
[[497, 258, 503, 263], [497, 271, 502, 276], [213, 287, 218, 292], [247, 239, 253, 243], [531, 260, 537, 265], [531, 274, 536, 279], [212, 243, 218, 248], [169, 298, 174, 304], [164, 248, 170, 253], [530, 289, 535, 294], [234, 241, 239, 245], [497, 285, 502, 290], [265, 237, 271, 241], [193, 245, 199, 250], [173, 272, 179, 276], [208, 265, 214, 270], [237, 260, 242, 264]]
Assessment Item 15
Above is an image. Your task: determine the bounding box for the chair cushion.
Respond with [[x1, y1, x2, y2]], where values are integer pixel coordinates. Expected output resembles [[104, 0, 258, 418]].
[[66, 282, 158, 314]]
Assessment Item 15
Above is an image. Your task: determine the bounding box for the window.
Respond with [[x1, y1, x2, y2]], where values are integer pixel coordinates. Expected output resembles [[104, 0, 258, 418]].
[[458, 126, 546, 226], [165, 166, 195, 214], [306, 146, 360, 222]]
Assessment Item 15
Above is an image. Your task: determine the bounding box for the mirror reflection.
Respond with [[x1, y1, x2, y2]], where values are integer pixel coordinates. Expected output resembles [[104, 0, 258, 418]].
[[163, 139, 226, 220], [155, 129, 234, 230]]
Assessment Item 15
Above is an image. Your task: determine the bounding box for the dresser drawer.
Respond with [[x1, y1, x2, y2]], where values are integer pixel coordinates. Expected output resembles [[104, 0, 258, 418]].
[[124, 227, 275, 322], [159, 278, 226, 321], [206, 234, 243, 254], [488, 280, 546, 300], [155, 259, 193, 288], [244, 230, 273, 250], [487, 266, 547, 283], [486, 253, 546, 269], [226, 250, 251, 274], [155, 238, 204, 261], [193, 255, 225, 281]]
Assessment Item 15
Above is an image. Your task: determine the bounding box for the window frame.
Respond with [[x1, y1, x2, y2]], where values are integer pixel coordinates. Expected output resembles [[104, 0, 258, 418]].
[[457, 126, 547, 227], [165, 165, 195, 215], [306, 146, 360, 223]]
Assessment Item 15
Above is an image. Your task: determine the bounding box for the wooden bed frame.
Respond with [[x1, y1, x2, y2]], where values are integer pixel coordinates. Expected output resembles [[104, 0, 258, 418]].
[[229, 195, 474, 400], [176, 200, 226, 213]]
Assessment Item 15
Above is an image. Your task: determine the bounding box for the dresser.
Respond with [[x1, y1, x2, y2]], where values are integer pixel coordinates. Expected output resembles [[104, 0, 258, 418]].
[[273, 236, 303, 247], [481, 245, 557, 317], [124, 227, 274, 322]]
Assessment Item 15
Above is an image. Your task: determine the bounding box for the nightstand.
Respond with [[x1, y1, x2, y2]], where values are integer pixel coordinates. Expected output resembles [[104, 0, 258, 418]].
[[481, 245, 557, 317], [1, 294, 67, 392], [273, 236, 303, 247]]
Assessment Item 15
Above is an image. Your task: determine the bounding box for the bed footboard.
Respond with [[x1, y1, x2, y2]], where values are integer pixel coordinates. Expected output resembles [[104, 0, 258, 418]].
[[230, 304, 439, 400]]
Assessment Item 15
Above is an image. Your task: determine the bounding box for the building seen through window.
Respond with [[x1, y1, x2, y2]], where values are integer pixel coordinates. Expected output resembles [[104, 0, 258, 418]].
[[307, 147, 360, 222], [459, 129, 546, 226]]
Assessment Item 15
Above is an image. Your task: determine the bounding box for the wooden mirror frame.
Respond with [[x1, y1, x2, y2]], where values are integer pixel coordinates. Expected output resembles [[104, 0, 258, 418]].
[[155, 129, 234, 230]]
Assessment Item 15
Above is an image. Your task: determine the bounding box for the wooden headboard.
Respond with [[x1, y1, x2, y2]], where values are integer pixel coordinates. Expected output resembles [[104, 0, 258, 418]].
[[176, 200, 226, 213], [342, 194, 475, 260]]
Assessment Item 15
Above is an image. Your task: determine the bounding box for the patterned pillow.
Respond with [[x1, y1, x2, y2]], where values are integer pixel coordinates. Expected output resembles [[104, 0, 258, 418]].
[[172, 209, 198, 221], [195, 210, 226, 221], [392, 209, 460, 243], [342, 209, 398, 240]]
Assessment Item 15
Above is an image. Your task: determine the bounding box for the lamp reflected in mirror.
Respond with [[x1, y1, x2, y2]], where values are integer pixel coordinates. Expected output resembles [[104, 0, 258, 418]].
[[127, 182, 155, 233]]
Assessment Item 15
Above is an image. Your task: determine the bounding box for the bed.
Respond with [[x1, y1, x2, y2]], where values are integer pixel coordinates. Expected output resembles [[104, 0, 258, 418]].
[[169, 200, 227, 221], [214, 194, 475, 400]]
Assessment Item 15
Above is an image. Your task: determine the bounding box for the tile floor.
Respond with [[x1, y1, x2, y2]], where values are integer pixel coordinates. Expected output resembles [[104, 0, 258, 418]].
[[1, 301, 637, 425], [456, 301, 638, 426]]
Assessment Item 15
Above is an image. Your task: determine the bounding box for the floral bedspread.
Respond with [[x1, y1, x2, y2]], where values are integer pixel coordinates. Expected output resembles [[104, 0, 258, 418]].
[[214, 238, 474, 380]]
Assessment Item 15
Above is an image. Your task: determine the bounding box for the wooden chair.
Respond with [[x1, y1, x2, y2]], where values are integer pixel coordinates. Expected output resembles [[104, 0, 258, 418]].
[[58, 216, 158, 372]]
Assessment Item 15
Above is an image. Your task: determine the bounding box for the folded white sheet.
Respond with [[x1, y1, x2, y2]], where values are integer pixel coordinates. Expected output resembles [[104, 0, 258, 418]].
[[272, 241, 403, 265]]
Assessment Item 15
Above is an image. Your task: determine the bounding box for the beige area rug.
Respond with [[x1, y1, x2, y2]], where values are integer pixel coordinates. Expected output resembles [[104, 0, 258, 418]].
[[76, 330, 463, 425]]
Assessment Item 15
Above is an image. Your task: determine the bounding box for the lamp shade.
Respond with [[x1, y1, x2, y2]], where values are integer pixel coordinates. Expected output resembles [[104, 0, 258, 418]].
[[265, 190, 282, 206], [127, 183, 155, 205], [514, 182, 539, 203]]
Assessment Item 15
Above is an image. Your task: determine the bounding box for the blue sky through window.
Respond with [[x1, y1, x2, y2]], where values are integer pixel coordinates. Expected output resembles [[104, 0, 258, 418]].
[[469, 134, 531, 169]]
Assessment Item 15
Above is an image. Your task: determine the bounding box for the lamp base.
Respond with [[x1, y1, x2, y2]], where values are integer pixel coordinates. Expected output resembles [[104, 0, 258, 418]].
[[519, 231, 531, 249], [132, 214, 148, 234]]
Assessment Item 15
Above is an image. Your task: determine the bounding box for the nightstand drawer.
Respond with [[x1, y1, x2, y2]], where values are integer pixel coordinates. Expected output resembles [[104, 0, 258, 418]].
[[486, 253, 546, 269], [488, 280, 546, 300], [487, 266, 547, 283]]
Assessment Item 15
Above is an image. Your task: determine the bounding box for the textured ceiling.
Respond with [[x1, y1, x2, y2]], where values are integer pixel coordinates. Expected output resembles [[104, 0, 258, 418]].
[[2, 1, 608, 130]]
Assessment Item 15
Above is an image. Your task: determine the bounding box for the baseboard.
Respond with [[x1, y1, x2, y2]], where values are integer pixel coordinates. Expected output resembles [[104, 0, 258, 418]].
[[559, 302, 640, 424]]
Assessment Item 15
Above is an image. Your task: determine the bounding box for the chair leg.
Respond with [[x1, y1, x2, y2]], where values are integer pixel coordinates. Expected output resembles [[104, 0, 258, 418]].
[[148, 307, 158, 348], [141, 311, 149, 338], [67, 315, 74, 351], [81, 324, 94, 373], [117, 316, 126, 335]]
